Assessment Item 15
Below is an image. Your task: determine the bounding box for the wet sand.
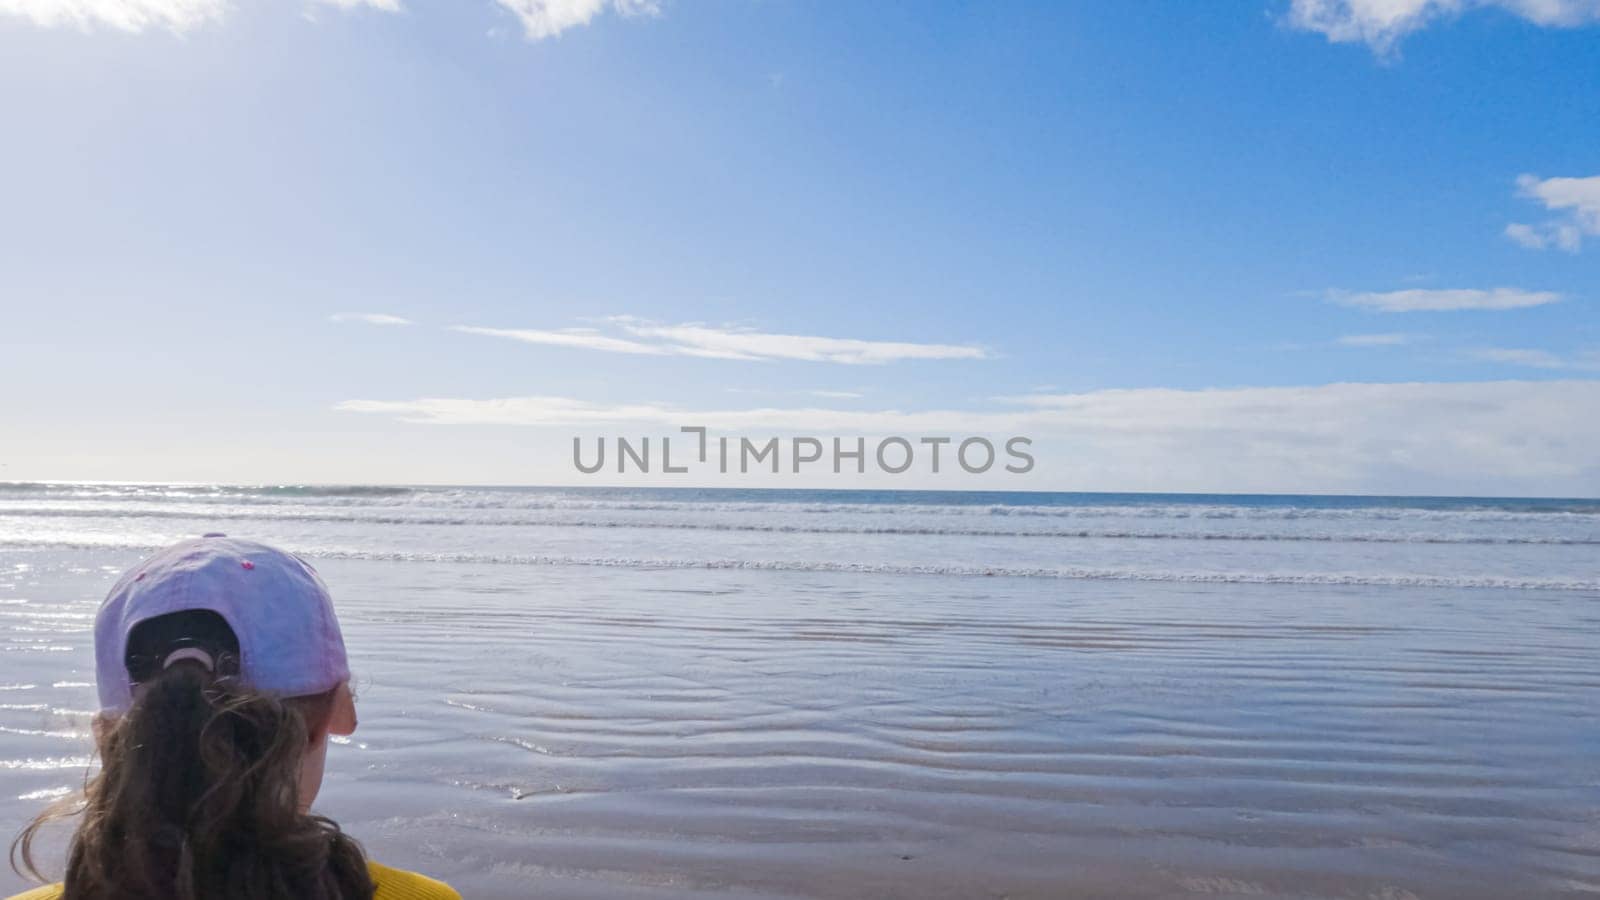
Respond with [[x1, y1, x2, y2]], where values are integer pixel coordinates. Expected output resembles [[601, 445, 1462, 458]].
[[2, 550, 1598, 898]]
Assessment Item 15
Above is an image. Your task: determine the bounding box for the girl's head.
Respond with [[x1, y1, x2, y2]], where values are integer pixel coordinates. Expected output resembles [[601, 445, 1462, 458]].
[[12, 536, 372, 900]]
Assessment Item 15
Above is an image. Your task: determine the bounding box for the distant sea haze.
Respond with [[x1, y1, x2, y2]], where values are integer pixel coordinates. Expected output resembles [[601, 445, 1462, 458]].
[[0, 483, 1596, 591]]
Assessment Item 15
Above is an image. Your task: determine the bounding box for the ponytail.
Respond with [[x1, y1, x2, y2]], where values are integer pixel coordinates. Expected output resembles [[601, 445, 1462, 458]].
[[11, 612, 373, 900]]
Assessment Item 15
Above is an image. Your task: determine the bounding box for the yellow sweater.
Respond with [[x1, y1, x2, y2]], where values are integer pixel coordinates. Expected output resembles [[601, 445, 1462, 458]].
[[5, 861, 459, 900]]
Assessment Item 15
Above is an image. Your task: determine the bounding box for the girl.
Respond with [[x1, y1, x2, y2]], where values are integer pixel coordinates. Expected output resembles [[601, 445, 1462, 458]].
[[8, 535, 459, 900]]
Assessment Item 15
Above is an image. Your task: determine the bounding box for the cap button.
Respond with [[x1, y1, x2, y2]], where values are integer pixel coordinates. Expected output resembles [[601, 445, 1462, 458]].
[[203, 532, 227, 538]]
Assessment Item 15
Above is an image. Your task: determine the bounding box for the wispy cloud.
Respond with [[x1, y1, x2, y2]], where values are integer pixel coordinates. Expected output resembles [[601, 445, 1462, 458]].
[[1326, 287, 1561, 312], [1285, 0, 1600, 57], [613, 317, 989, 364], [0, 0, 398, 32], [1470, 347, 1600, 371], [0, 0, 653, 36], [311, 0, 400, 10], [0, 0, 226, 32], [1336, 332, 1414, 346], [339, 395, 683, 426], [450, 325, 663, 355], [1505, 174, 1600, 252], [454, 317, 990, 365], [331, 312, 414, 326], [338, 379, 1600, 493], [724, 388, 867, 400], [492, 0, 658, 40]]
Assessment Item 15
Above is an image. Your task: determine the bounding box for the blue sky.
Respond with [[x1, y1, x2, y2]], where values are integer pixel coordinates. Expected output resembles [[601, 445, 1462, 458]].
[[0, 0, 1596, 493]]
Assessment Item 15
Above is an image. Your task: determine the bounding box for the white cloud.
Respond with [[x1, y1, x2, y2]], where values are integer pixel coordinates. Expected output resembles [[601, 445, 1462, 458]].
[[0, 0, 225, 32], [338, 395, 681, 426], [330, 312, 414, 326], [723, 388, 867, 399], [1471, 347, 1600, 370], [613, 318, 989, 364], [314, 0, 400, 10], [1505, 174, 1600, 252], [0, 0, 397, 31], [1327, 287, 1561, 312], [1336, 332, 1413, 346], [492, 0, 657, 40], [454, 317, 990, 365], [336, 379, 1600, 493], [450, 325, 665, 355], [1285, 0, 1600, 56], [1471, 348, 1566, 368]]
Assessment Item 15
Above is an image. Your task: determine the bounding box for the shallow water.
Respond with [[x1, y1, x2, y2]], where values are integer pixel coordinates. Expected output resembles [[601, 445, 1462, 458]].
[[1, 486, 1598, 897]]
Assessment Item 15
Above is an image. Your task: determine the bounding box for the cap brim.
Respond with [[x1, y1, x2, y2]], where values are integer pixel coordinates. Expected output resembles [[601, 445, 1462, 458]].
[[328, 681, 357, 736]]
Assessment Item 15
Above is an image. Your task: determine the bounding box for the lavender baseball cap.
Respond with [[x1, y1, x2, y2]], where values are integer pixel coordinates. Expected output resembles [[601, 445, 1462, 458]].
[[94, 535, 352, 716]]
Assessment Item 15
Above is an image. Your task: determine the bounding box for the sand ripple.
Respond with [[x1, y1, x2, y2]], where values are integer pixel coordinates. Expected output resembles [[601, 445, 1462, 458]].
[[2, 552, 1597, 899]]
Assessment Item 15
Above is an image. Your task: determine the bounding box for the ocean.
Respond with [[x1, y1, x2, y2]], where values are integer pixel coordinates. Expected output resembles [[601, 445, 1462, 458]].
[[1, 483, 1597, 898]]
